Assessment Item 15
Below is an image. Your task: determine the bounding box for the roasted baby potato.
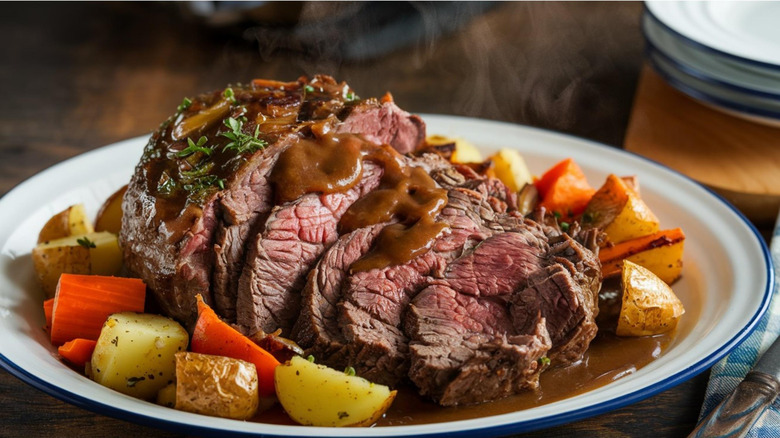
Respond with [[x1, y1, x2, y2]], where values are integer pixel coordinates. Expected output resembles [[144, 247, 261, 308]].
[[95, 185, 127, 234], [427, 135, 483, 163], [32, 231, 122, 297], [91, 312, 189, 400], [156, 383, 177, 408], [275, 356, 397, 427], [583, 174, 659, 244], [174, 352, 259, 420], [488, 149, 532, 192], [617, 260, 685, 336], [38, 204, 94, 244]]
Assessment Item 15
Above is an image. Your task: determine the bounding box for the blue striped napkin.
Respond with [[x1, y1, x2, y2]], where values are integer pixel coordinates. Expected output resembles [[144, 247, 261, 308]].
[[698, 210, 780, 436]]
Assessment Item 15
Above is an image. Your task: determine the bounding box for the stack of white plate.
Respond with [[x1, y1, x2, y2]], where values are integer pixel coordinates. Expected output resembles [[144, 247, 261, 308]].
[[643, 2, 780, 127]]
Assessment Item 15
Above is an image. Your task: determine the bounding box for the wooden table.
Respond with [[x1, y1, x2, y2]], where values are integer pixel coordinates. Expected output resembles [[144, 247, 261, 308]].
[[0, 2, 726, 436]]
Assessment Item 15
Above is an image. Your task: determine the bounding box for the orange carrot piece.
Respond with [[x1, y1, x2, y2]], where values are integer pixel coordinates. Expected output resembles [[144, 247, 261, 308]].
[[50, 274, 146, 346], [535, 158, 595, 218], [251, 78, 298, 90], [191, 295, 280, 397], [381, 91, 394, 103], [599, 228, 685, 264], [43, 298, 54, 334], [57, 338, 97, 368]]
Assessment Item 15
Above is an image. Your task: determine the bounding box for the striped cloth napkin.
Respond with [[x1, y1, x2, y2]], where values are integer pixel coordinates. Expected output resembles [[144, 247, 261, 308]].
[[698, 211, 780, 437]]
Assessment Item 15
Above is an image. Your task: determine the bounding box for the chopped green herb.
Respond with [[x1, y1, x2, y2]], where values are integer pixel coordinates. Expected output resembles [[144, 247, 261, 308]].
[[344, 366, 356, 376], [177, 136, 212, 158], [182, 175, 223, 193], [560, 221, 570, 232], [76, 237, 96, 249], [303, 84, 315, 93], [180, 161, 215, 179], [307, 355, 315, 363], [582, 212, 594, 223], [553, 211, 562, 219], [157, 173, 176, 195], [223, 87, 236, 103], [345, 91, 358, 102], [176, 97, 192, 113], [539, 357, 551, 366], [221, 117, 267, 155]]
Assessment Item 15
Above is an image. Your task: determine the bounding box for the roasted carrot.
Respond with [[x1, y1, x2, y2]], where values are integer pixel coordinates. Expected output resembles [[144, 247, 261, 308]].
[[381, 91, 394, 103], [50, 274, 146, 346], [599, 228, 685, 264], [57, 338, 97, 368], [191, 295, 280, 397], [43, 298, 54, 334], [534, 158, 595, 218]]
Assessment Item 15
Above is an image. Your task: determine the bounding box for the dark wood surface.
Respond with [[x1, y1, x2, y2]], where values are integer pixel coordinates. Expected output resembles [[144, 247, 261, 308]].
[[0, 2, 714, 437]]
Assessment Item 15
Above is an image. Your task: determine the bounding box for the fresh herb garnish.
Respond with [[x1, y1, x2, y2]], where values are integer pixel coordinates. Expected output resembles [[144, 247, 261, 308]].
[[560, 221, 570, 232], [177, 136, 212, 158], [345, 91, 358, 102], [76, 237, 96, 249], [303, 84, 315, 93], [182, 174, 225, 193], [223, 87, 236, 103], [344, 366, 356, 376], [582, 212, 594, 223], [539, 357, 551, 366], [126, 376, 145, 387], [221, 117, 267, 154], [307, 355, 315, 363], [176, 97, 192, 113]]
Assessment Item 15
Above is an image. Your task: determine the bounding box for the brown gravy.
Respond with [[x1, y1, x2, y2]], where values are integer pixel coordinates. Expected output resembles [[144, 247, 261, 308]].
[[270, 132, 449, 272]]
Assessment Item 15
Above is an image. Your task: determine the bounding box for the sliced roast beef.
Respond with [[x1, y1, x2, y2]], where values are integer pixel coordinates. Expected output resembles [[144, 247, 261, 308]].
[[235, 161, 383, 335], [405, 284, 551, 406]]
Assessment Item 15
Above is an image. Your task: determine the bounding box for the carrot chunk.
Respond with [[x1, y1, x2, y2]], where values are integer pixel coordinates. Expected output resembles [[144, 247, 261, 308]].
[[599, 228, 685, 264], [535, 158, 595, 218], [50, 274, 146, 346], [191, 295, 280, 397], [57, 338, 97, 368]]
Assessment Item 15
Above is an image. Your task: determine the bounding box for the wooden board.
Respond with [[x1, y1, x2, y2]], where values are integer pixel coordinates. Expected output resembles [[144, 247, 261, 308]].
[[624, 66, 780, 224]]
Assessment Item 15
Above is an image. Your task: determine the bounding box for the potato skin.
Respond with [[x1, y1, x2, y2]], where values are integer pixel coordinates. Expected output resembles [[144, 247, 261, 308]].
[[174, 352, 259, 420], [38, 204, 94, 244], [32, 231, 122, 297], [275, 356, 396, 427], [616, 260, 685, 337], [95, 185, 127, 234], [91, 312, 189, 400]]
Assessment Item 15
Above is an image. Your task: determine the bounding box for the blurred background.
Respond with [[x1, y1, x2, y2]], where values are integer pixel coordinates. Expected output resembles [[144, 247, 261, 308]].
[[0, 1, 644, 197]]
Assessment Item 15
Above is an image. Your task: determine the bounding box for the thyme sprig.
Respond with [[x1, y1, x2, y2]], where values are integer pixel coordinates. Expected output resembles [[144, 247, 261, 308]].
[[177, 136, 212, 158], [221, 117, 266, 155]]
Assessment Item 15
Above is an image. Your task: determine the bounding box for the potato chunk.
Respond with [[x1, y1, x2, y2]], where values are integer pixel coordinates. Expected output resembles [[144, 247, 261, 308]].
[[584, 174, 659, 244], [174, 352, 259, 420], [38, 204, 94, 244], [617, 260, 685, 337], [32, 231, 122, 297], [91, 313, 189, 400], [275, 356, 396, 427], [488, 149, 532, 192], [95, 185, 127, 234], [426, 135, 483, 163]]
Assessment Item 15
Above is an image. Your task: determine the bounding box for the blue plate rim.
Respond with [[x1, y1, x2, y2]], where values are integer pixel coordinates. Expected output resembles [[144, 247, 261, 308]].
[[0, 124, 774, 437], [646, 47, 780, 122]]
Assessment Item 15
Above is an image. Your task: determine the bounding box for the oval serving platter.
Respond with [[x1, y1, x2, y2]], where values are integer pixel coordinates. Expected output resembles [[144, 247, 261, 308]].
[[0, 114, 772, 437]]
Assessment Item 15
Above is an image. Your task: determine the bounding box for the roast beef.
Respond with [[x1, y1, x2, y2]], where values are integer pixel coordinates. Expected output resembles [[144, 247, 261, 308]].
[[121, 75, 426, 326], [122, 75, 602, 407]]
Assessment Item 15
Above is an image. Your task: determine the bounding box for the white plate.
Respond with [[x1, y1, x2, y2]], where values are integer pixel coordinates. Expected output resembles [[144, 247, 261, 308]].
[[642, 13, 780, 98], [0, 116, 773, 437], [646, 1, 780, 69]]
